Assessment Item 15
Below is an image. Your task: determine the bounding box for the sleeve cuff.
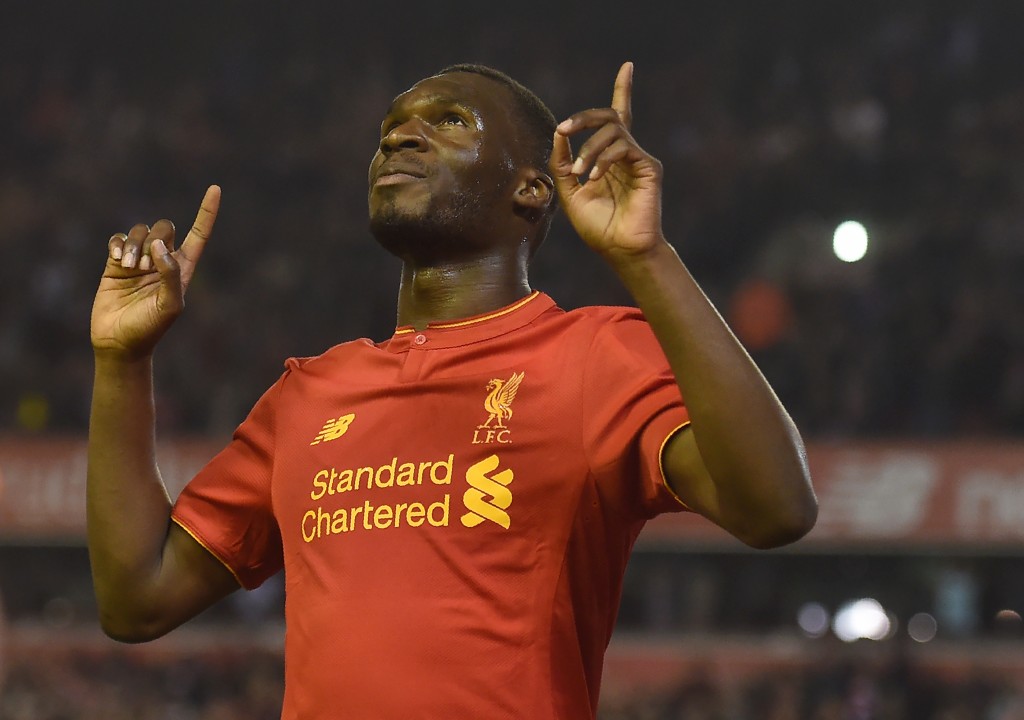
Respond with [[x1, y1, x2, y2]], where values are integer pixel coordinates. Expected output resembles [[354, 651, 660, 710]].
[[170, 514, 248, 589]]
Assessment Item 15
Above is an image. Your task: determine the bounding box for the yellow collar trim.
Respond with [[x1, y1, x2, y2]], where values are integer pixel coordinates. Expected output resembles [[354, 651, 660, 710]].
[[393, 291, 540, 334]]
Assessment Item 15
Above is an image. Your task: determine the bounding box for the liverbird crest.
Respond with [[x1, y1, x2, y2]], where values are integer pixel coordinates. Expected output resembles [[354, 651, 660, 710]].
[[479, 371, 525, 429]]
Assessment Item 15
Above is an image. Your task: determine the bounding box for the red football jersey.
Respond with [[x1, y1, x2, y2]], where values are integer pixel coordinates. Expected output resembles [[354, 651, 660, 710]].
[[172, 291, 690, 719]]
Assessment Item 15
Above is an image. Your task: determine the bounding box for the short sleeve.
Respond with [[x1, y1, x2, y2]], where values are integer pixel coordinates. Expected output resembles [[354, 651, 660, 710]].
[[581, 311, 691, 520], [171, 373, 287, 590]]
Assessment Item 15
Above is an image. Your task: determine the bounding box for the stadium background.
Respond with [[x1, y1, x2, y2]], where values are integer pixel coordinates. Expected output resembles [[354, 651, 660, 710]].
[[1, 0, 1022, 717]]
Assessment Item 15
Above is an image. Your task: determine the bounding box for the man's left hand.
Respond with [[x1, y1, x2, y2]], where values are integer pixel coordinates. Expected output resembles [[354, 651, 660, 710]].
[[550, 62, 665, 261]]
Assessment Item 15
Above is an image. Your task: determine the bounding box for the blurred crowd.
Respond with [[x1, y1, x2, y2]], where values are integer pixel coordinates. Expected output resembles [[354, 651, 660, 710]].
[[2, 644, 1022, 720], [1, 646, 284, 720], [2, 5, 1022, 718], [609, 660, 1024, 720], [2, 2, 1023, 438]]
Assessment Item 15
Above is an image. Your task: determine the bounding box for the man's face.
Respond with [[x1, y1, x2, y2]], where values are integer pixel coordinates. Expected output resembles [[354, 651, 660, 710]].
[[367, 72, 522, 258]]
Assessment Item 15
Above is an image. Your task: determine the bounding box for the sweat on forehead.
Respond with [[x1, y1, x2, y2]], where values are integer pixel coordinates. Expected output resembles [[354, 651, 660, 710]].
[[442, 67, 556, 168], [381, 67, 556, 174], [382, 73, 523, 152]]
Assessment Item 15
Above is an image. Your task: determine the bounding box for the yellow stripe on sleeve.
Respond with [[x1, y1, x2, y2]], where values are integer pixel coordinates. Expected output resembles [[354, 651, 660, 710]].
[[171, 516, 247, 588], [658, 420, 693, 511]]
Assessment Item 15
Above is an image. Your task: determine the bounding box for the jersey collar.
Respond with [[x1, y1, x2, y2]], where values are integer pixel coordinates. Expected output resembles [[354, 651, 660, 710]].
[[383, 291, 555, 352]]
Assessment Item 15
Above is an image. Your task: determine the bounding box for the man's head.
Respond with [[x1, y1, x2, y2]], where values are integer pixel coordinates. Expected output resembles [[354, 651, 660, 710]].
[[368, 66, 558, 264]]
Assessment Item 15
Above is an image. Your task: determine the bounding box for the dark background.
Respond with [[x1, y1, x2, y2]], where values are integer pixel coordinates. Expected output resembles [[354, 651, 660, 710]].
[[3, 0, 1022, 439], [1, 2, 1022, 717]]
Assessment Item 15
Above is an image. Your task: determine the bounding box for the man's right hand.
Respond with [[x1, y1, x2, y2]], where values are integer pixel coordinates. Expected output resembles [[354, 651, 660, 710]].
[[87, 184, 239, 642], [91, 185, 220, 359]]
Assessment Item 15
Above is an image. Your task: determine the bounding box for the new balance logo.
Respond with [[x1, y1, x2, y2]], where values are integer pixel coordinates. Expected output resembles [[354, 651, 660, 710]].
[[310, 413, 356, 445], [461, 454, 514, 529]]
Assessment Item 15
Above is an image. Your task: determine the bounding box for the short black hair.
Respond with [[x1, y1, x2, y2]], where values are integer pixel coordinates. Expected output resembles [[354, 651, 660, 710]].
[[436, 63, 557, 176]]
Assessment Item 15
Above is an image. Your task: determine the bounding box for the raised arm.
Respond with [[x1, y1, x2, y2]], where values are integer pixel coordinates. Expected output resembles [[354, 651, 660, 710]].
[[88, 186, 239, 641], [550, 64, 817, 548]]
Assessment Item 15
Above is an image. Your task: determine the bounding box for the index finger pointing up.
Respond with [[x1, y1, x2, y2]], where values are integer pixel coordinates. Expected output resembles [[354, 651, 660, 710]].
[[179, 184, 221, 263], [612, 61, 634, 129]]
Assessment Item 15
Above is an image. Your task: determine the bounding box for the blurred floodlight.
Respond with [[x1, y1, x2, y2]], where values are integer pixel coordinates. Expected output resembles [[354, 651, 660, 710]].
[[832, 598, 890, 642], [833, 220, 869, 262], [907, 612, 938, 642], [797, 602, 830, 638]]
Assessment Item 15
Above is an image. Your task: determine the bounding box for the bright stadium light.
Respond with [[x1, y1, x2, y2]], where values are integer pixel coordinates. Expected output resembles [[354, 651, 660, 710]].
[[832, 598, 891, 642], [832, 220, 869, 262]]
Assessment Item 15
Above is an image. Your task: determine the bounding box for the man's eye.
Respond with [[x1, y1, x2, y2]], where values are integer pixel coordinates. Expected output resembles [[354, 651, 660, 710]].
[[440, 115, 467, 127]]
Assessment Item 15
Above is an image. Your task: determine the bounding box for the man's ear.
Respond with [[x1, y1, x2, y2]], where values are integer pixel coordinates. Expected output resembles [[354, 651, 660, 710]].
[[512, 168, 555, 223]]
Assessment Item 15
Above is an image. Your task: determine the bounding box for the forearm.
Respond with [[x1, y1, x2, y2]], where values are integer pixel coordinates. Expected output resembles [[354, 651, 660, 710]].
[[87, 353, 175, 633], [608, 240, 816, 544]]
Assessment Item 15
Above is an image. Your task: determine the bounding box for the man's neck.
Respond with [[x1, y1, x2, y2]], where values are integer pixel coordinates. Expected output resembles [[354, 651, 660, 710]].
[[396, 256, 531, 330]]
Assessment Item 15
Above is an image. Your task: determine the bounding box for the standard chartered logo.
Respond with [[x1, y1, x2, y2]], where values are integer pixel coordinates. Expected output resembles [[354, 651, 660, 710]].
[[460, 454, 514, 529], [298, 452, 516, 543]]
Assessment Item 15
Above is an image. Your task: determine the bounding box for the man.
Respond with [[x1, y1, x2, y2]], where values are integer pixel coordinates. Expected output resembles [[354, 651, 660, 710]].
[[88, 63, 816, 718]]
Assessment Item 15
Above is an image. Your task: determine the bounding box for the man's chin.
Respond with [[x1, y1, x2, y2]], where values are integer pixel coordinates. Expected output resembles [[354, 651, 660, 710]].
[[369, 209, 475, 264], [370, 212, 445, 261], [370, 209, 424, 253]]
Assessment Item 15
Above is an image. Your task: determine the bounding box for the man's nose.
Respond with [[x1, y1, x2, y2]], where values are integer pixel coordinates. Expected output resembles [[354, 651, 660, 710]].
[[380, 119, 428, 153]]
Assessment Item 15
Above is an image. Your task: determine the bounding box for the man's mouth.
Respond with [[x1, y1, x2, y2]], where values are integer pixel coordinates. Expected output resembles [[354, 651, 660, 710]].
[[374, 160, 428, 187], [374, 172, 425, 186]]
